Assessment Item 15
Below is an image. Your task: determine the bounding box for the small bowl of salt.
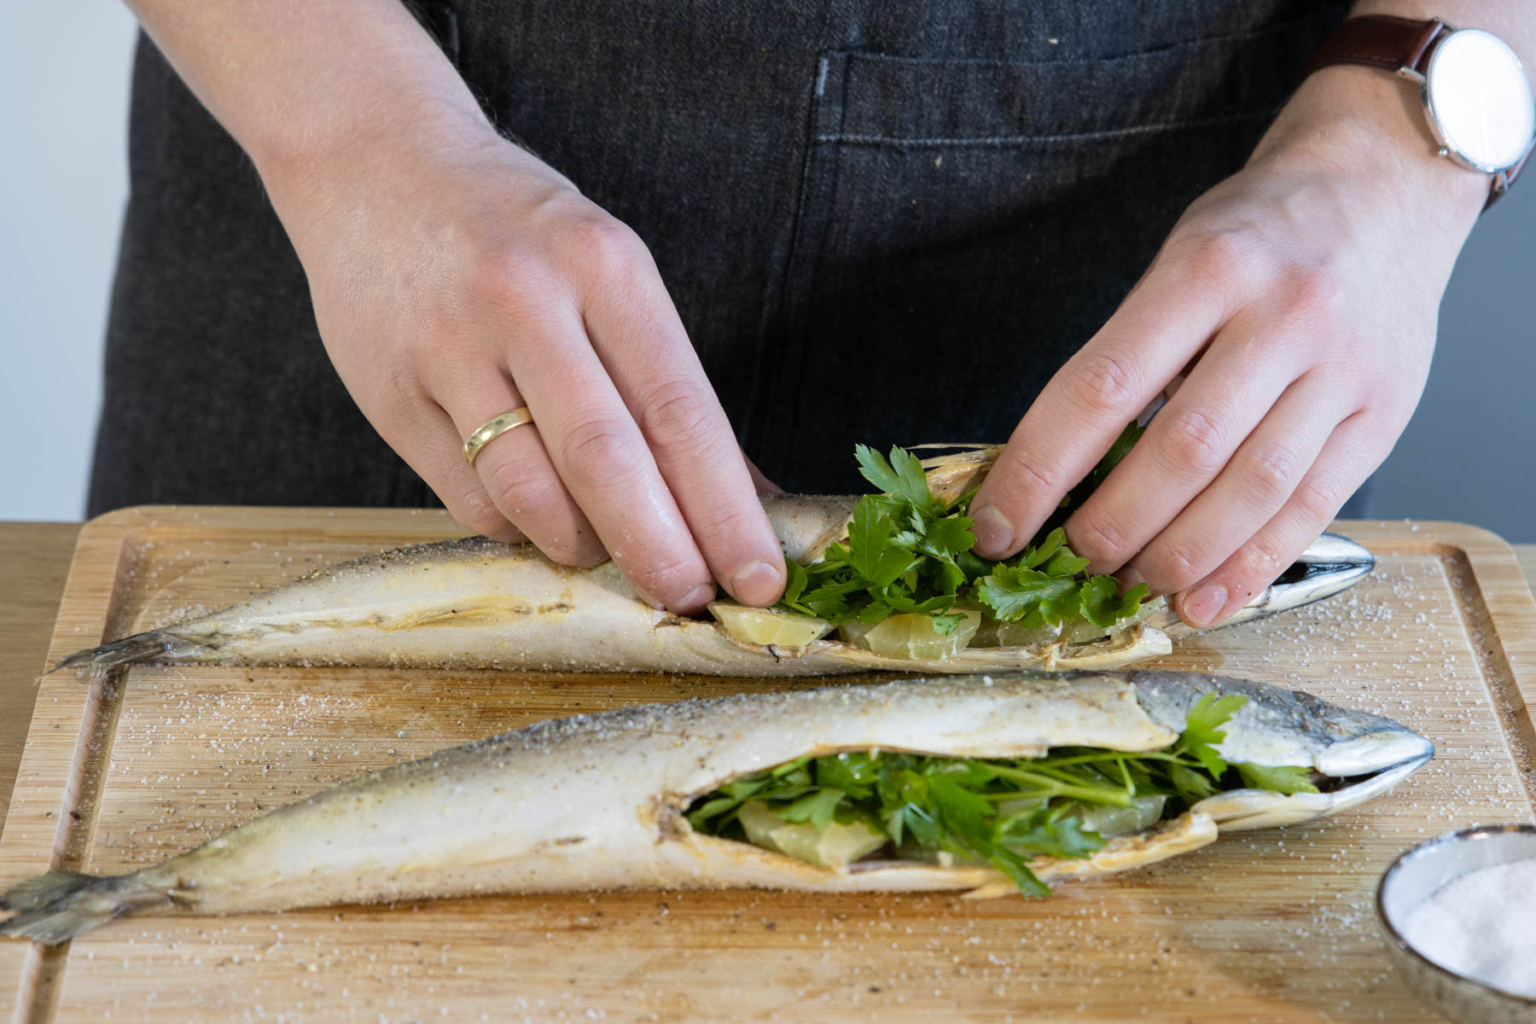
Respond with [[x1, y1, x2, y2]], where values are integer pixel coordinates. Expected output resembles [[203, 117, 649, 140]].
[[1377, 823, 1536, 1024]]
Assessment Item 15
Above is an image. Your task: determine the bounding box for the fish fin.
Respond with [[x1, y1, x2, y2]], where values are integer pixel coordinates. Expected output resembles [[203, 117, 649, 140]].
[[0, 871, 172, 945], [0, 870, 96, 913], [48, 630, 215, 674], [917, 445, 1004, 506]]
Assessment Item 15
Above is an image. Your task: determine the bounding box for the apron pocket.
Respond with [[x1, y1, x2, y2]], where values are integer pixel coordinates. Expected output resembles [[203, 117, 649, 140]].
[[749, 8, 1343, 482]]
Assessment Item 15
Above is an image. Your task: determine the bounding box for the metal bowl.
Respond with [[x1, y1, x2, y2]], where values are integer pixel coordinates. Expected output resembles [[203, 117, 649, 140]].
[[1377, 824, 1536, 1024]]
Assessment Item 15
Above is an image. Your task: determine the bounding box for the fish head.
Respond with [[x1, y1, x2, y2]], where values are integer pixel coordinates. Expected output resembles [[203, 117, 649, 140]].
[[1146, 531, 1375, 639], [1124, 669, 1434, 832]]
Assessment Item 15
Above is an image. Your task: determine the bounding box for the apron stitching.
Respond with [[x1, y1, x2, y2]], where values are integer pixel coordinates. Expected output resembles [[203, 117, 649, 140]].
[[832, 13, 1346, 70], [818, 108, 1280, 147]]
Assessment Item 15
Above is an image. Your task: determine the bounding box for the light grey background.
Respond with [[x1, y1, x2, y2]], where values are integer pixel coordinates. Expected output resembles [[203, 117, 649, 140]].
[[2, 4, 134, 523], [2, 7, 1532, 540]]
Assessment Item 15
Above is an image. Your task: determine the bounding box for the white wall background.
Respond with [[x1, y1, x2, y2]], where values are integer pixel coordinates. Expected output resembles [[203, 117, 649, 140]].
[[2, 5, 1533, 539], [1, 3, 136, 520]]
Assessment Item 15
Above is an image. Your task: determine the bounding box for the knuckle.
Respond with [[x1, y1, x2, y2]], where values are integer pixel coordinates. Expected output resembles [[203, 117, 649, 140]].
[[485, 455, 564, 521], [1006, 457, 1059, 497], [1284, 265, 1343, 321], [1177, 229, 1251, 294], [471, 247, 551, 319], [1236, 537, 1292, 584], [1294, 469, 1347, 523], [1243, 441, 1304, 504], [1150, 541, 1206, 594], [1064, 350, 1142, 416], [985, 454, 1060, 517], [637, 377, 718, 454], [1160, 407, 1227, 475], [625, 553, 700, 604], [558, 415, 641, 489], [1069, 515, 1132, 568], [570, 215, 645, 280], [694, 500, 756, 544], [453, 488, 512, 539]]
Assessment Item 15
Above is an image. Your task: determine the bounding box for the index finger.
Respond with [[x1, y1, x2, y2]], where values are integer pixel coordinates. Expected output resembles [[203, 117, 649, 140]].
[[579, 238, 786, 607], [969, 255, 1228, 559], [505, 302, 718, 613]]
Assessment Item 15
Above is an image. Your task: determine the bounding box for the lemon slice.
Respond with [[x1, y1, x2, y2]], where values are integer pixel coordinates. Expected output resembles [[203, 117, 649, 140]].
[[737, 800, 888, 868], [974, 598, 1158, 648], [708, 601, 832, 648], [1076, 795, 1167, 838], [838, 609, 981, 660], [1056, 599, 1160, 644], [981, 620, 1061, 648]]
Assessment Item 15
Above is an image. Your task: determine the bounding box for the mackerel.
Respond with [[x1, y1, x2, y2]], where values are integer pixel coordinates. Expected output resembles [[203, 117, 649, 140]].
[[0, 670, 1431, 943], [53, 492, 1374, 677]]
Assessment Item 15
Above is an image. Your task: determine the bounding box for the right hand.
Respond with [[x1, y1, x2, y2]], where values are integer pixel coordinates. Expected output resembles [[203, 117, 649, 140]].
[[274, 109, 786, 613]]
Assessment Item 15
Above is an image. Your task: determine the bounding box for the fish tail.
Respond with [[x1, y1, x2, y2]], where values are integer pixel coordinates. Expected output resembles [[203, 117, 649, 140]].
[[48, 630, 215, 674], [0, 870, 172, 945]]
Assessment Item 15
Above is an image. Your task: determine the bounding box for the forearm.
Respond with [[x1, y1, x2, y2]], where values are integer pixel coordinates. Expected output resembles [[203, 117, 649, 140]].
[[122, 1, 493, 211]]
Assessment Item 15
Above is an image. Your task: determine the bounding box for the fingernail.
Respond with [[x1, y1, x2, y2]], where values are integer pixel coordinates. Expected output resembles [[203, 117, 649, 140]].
[[728, 560, 783, 606], [1182, 582, 1228, 628], [970, 505, 1016, 558], [669, 583, 716, 615]]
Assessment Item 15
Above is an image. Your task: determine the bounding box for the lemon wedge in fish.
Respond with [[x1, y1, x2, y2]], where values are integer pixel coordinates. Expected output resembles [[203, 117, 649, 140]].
[[838, 609, 981, 660], [708, 601, 832, 648], [737, 800, 888, 868]]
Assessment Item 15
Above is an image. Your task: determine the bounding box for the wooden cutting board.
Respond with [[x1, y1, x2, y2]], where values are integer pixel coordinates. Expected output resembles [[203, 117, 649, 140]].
[[2, 508, 1534, 1023]]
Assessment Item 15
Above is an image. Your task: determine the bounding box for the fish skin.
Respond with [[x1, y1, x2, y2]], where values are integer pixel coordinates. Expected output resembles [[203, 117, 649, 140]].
[[1121, 670, 1435, 831], [1124, 669, 1423, 769], [0, 671, 1431, 942], [50, 496, 1366, 677], [48, 496, 1156, 676]]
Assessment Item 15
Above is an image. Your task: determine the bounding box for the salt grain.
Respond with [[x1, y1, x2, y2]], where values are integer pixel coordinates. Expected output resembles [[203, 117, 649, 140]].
[[1399, 858, 1536, 998]]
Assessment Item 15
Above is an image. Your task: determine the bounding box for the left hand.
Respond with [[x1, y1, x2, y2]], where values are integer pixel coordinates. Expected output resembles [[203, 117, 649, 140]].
[[968, 66, 1489, 627]]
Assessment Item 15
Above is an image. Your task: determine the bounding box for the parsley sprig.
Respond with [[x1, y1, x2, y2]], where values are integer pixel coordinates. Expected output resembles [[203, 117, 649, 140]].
[[687, 694, 1320, 895], [776, 425, 1151, 634]]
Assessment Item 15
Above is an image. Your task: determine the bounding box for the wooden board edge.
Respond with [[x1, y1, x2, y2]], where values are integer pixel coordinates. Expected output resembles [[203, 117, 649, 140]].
[[2, 506, 472, 1022], [1424, 524, 1536, 792], [1341, 520, 1536, 799], [3, 506, 142, 878], [0, 510, 150, 1023]]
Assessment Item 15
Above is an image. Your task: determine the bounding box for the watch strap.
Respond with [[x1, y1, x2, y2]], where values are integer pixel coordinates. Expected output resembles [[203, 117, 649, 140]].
[[1491, 147, 1531, 206], [1303, 14, 1533, 208], [1300, 15, 1450, 78]]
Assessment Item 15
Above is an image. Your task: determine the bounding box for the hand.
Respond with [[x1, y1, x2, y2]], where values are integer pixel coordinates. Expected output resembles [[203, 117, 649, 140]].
[[120, 0, 784, 614], [969, 66, 1488, 627], [278, 112, 786, 613]]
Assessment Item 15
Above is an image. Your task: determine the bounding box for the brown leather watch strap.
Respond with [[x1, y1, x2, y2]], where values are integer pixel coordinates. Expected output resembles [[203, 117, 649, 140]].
[[1300, 15, 1451, 78], [1303, 14, 1535, 209]]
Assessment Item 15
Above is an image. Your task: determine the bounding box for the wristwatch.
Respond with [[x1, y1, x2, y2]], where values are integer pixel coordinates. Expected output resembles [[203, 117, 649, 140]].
[[1302, 15, 1536, 207]]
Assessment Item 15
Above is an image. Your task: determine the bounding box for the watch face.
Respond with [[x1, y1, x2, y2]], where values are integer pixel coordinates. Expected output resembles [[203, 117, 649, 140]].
[[1425, 29, 1536, 173]]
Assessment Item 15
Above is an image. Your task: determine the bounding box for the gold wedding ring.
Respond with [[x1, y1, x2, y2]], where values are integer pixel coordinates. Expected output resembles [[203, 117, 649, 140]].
[[462, 406, 535, 467]]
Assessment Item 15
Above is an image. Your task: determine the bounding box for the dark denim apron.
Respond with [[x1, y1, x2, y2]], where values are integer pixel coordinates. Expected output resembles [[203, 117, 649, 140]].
[[87, 0, 1353, 515]]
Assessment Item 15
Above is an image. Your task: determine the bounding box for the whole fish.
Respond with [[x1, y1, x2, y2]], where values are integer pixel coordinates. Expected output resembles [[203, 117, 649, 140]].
[[0, 670, 1431, 943], [53, 488, 1374, 676]]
